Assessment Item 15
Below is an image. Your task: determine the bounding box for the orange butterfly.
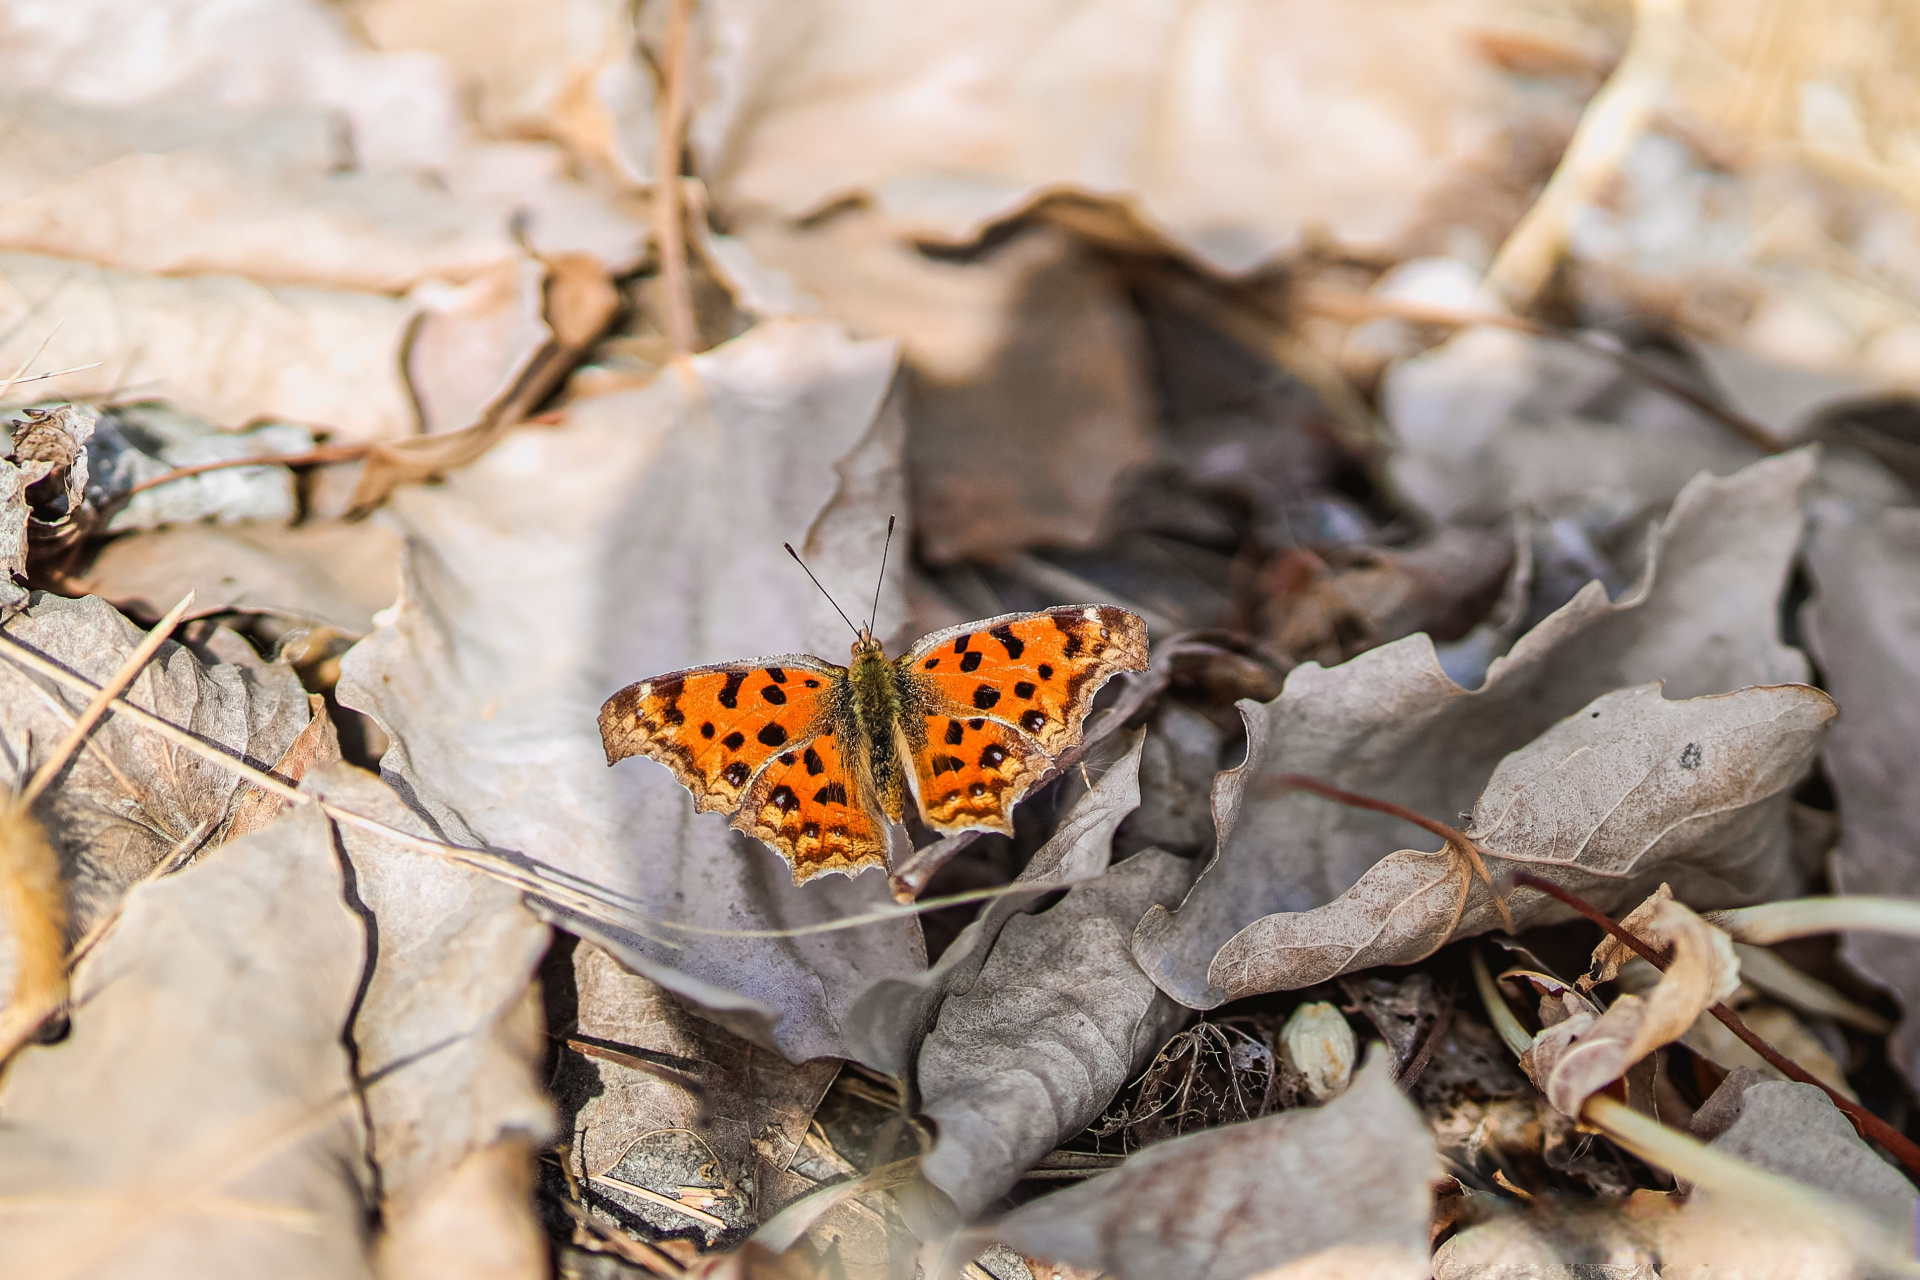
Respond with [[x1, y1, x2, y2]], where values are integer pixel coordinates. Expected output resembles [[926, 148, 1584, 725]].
[[597, 531, 1147, 885]]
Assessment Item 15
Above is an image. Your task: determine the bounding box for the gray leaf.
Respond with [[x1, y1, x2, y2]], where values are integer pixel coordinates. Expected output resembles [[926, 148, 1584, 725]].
[[989, 1048, 1437, 1280], [1804, 503, 1920, 1086], [1135, 452, 1814, 1008], [917, 843, 1196, 1221]]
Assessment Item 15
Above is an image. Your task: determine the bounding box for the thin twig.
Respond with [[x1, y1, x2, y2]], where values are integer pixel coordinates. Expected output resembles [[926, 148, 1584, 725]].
[[652, 0, 698, 355], [1512, 871, 1920, 1180], [121, 444, 372, 499]]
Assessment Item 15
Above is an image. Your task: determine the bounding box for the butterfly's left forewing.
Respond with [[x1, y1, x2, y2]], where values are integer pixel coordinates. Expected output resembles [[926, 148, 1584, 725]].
[[898, 605, 1148, 833]]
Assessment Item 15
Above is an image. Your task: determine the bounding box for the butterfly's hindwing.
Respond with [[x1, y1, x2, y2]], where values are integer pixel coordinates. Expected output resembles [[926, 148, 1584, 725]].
[[909, 712, 1051, 832], [737, 729, 888, 881]]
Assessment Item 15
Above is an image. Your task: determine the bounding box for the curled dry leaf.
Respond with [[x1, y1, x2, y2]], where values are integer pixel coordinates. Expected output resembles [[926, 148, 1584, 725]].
[[338, 318, 926, 1065], [1521, 893, 1740, 1117], [1134, 452, 1816, 1009], [916, 845, 1195, 1223], [0, 801, 374, 1278], [0, 592, 309, 981], [986, 1049, 1437, 1280], [1803, 503, 1920, 1087]]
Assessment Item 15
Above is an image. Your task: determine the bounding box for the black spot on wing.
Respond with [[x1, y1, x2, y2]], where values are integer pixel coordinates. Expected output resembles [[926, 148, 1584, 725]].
[[761, 684, 788, 705], [959, 650, 983, 673], [701, 722, 715, 739], [1037, 663, 1053, 681], [662, 704, 685, 726], [924, 657, 940, 669], [944, 719, 964, 745], [779, 751, 796, 765], [803, 746, 824, 775], [804, 678, 821, 688], [953, 633, 973, 654], [813, 782, 848, 806], [723, 730, 745, 750], [969, 718, 984, 730], [722, 761, 749, 787], [990, 624, 1024, 659], [802, 822, 821, 838], [1053, 613, 1084, 659], [972, 685, 1000, 709], [766, 666, 787, 683], [769, 785, 799, 813], [757, 722, 789, 748], [980, 743, 1007, 768], [1021, 709, 1046, 733], [1014, 681, 1035, 699], [718, 671, 747, 709]]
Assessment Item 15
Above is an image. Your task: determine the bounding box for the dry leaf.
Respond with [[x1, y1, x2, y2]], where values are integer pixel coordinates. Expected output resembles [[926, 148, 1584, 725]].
[[87, 403, 314, 532], [0, 252, 421, 441], [298, 763, 554, 1243], [1134, 452, 1815, 1009], [1803, 502, 1920, 1088], [1696, 1077, 1917, 1232], [916, 845, 1195, 1222], [337, 319, 926, 1065], [841, 731, 1146, 1078], [987, 1048, 1437, 1280], [560, 941, 838, 1247], [0, 801, 373, 1278], [1521, 894, 1739, 1117], [690, 0, 1564, 275], [77, 519, 403, 637], [729, 214, 1155, 563], [0, 593, 310, 964]]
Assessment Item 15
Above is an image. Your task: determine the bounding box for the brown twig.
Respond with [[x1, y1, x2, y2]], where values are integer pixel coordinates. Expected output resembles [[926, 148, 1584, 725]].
[[652, 0, 698, 356], [120, 444, 372, 499], [1511, 871, 1920, 1181], [1272, 773, 1515, 931]]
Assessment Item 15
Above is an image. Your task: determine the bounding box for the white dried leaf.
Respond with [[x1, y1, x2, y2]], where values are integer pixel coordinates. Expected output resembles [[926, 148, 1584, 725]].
[[0, 801, 373, 1278], [338, 319, 926, 1064]]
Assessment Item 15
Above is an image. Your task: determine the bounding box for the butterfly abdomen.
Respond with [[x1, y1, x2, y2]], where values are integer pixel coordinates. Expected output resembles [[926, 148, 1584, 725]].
[[847, 646, 909, 821]]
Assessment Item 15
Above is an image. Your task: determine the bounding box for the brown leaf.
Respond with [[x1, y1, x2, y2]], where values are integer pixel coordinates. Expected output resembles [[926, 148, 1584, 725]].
[[0, 593, 310, 954], [560, 941, 838, 1249], [916, 845, 1195, 1222], [987, 1049, 1437, 1280], [1133, 452, 1816, 1009]]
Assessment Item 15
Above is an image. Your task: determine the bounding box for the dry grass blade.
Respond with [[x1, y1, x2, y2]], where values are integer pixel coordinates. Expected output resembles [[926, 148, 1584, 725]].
[[19, 592, 194, 806], [1716, 896, 1920, 946], [120, 444, 372, 499]]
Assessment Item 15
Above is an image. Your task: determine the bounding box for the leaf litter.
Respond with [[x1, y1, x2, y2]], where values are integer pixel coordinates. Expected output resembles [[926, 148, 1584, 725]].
[[5, 1, 1920, 1277]]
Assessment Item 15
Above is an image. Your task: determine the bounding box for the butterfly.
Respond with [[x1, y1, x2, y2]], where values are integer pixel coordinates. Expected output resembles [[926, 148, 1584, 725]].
[[597, 535, 1147, 886]]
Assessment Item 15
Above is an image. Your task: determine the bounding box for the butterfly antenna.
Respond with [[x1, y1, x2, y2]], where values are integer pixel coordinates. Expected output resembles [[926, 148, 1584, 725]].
[[784, 542, 862, 638], [867, 515, 896, 635]]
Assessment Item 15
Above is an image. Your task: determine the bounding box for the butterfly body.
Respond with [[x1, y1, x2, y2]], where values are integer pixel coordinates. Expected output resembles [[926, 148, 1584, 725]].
[[599, 605, 1148, 885]]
